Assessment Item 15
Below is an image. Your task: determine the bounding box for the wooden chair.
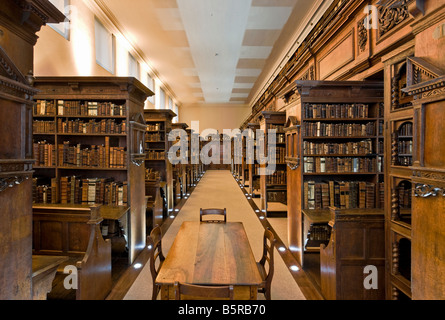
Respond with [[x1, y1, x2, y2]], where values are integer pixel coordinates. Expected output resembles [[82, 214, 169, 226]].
[[148, 224, 165, 300], [257, 228, 276, 300], [173, 282, 234, 300], [200, 208, 227, 223]]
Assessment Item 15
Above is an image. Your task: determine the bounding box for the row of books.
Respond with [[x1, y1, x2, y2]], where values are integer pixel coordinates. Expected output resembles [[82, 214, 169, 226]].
[[398, 183, 412, 209], [305, 224, 331, 250], [145, 168, 161, 180], [32, 176, 128, 205], [58, 140, 127, 168], [273, 147, 286, 163], [303, 103, 370, 119], [34, 100, 127, 117], [57, 118, 127, 134], [378, 141, 384, 154], [34, 100, 56, 116], [303, 157, 377, 173], [146, 133, 163, 142], [33, 120, 56, 134], [146, 123, 162, 131], [378, 120, 384, 136], [266, 170, 287, 185], [303, 180, 384, 210], [33, 141, 56, 167], [266, 124, 285, 133], [303, 139, 374, 155], [398, 122, 413, 136], [303, 122, 375, 137], [266, 190, 287, 204], [146, 150, 166, 160], [397, 156, 412, 166], [398, 140, 413, 155]]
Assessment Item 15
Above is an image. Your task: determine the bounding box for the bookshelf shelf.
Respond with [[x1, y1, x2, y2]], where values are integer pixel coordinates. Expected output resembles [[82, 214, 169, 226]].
[[56, 115, 127, 119], [32, 76, 153, 266], [143, 110, 176, 222], [303, 136, 377, 139], [302, 172, 377, 175], [280, 80, 385, 299], [58, 166, 128, 171], [303, 118, 378, 121], [303, 154, 376, 157], [57, 133, 126, 137], [258, 111, 287, 217]]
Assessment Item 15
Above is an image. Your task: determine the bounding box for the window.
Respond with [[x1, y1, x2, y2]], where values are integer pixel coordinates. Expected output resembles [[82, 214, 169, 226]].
[[168, 97, 173, 110], [95, 17, 115, 74], [159, 88, 166, 109], [128, 53, 140, 79], [174, 104, 179, 123], [147, 73, 155, 104], [48, 0, 70, 40]]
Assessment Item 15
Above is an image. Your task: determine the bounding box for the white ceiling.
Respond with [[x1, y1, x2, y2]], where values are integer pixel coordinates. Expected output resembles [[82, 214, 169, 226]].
[[99, 0, 330, 107]]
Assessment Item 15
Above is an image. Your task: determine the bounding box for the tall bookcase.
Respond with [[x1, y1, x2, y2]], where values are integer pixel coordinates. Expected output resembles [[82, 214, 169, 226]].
[[280, 80, 385, 298], [143, 110, 176, 218], [382, 46, 415, 300], [258, 111, 287, 217], [171, 122, 189, 205], [0, 0, 65, 300], [32, 77, 153, 264], [247, 123, 261, 198]]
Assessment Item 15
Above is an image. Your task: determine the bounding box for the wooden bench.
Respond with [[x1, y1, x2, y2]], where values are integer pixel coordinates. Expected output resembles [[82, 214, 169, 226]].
[[32, 255, 69, 300], [32, 204, 112, 300]]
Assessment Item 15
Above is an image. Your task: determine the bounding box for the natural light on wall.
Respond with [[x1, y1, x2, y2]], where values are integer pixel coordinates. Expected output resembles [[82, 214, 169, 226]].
[[63, 1, 93, 75], [128, 52, 140, 79], [115, 34, 130, 76]]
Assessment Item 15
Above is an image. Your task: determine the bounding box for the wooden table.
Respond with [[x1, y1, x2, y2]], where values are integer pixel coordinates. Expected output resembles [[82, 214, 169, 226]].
[[156, 221, 263, 300]]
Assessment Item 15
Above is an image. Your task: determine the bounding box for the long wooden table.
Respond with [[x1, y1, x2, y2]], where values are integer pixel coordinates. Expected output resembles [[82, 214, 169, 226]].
[[156, 221, 263, 300]]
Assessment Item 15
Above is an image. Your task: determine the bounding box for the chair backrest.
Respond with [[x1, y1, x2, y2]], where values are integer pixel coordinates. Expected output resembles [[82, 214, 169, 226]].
[[200, 208, 227, 223], [148, 225, 165, 284], [173, 282, 234, 300], [259, 228, 275, 286]]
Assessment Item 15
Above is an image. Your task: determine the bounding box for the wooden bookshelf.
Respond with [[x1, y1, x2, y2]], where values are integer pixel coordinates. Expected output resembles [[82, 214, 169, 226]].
[[258, 111, 287, 217], [185, 128, 194, 189], [171, 122, 189, 206], [382, 47, 415, 300], [0, 0, 65, 300], [234, 131, 242, 183], [279, 80, 385, 298], [32, 77, 153, 265], [143, 110, 176, 218], [247, 123, 261, 198]]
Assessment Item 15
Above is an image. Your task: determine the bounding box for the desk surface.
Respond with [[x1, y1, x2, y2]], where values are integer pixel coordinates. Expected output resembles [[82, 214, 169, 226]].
[[156, 221, 262, 286]]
